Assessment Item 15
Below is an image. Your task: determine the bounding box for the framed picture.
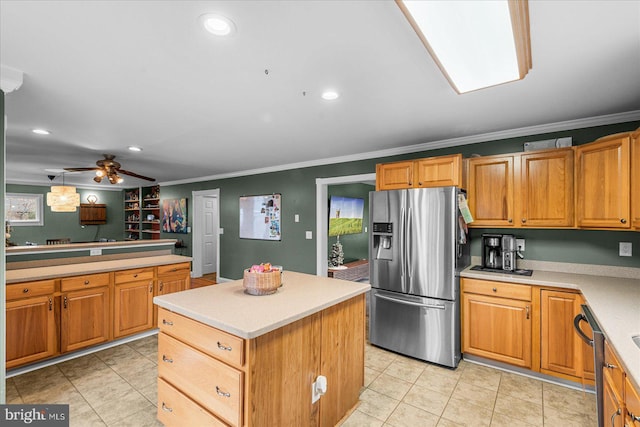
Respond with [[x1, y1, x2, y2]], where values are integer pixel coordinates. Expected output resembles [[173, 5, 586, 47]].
[[239, 194, 281, 240], [5, 193, 44, 226], [162, 198, 188, 234]]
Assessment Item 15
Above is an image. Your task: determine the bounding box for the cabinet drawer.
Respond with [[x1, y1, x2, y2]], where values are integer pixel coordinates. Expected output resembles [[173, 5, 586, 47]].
[[158, 333, 243, 427], [158, 378, 227, 427], [61, 272, 110, 292], [7, 280, 56, 301], [158, 263, 190, 275], [158, 307, 244, 368], [462, 278, 531, 301], [604, 341, 624, 395], [114, 267, 154, 284]]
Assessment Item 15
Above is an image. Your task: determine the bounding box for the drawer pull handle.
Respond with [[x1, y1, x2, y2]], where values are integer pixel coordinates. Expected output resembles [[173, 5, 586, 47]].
[[63, 296, 68, 309], [161, 403, 173, 413], [162, 319, 173, 326], [605, 363, 617, 369], [217, 342, 232, 351], [526, 305, 530, 320], [133, 274, 138, 278], [621, 218, 627, 224], [216, 386, 231, 398], [23, 288, 29, 293], [162, 355, 173, 363], [49, 298, 53, 311], [84, 280, 90, 285], [629, 411, 640, 422], [492, 288, 497, 292], [159, 281, 164, 292]]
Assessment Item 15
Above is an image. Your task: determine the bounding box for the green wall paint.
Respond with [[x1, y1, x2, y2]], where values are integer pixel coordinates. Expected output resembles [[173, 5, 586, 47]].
[[6, 184, 124, 245], [6, 120, 640, 279], [157, 120, 640, 279], [327, 183, 374, 262]]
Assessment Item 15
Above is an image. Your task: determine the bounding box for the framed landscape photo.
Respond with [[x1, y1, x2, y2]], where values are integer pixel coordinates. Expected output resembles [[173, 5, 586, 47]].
[[162, 198, 188, 234], [5, 193, 44, 226]]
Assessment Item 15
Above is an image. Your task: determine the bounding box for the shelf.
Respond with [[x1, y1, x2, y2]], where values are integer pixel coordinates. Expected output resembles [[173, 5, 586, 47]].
[[141, 230, 160, 234], [142, 221, 160, 224], [142, 206, 159, 210]]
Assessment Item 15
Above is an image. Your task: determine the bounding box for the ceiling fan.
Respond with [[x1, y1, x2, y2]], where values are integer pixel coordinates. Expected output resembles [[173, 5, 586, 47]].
[[64, 154, 155, 184]]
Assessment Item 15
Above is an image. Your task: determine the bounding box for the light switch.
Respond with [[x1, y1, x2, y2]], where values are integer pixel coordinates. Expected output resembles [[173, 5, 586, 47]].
[[305, 231, 313, 240], [619, 242, 632, 257], [294, 214, 300, 223]]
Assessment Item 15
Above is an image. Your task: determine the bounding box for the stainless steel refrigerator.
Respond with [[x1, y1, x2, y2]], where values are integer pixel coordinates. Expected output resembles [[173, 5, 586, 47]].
[[369, 186, 469, 368]]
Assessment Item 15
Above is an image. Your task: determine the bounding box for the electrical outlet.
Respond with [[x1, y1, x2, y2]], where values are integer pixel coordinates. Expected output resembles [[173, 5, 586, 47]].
[[619, 242, 632, 257], [516, 238, 525, 251], [90, 248, 102, 256]]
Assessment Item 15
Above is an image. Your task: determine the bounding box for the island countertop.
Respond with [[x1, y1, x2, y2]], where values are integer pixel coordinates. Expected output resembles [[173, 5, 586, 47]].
[[153, 271, 371, 339], [461, 267, 640, 390]]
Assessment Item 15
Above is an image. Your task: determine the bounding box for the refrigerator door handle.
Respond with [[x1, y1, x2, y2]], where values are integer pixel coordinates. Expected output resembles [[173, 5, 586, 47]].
[[407, 206, 412, 278], [400, 206, 406, 279], [374, 293, 446, 310]]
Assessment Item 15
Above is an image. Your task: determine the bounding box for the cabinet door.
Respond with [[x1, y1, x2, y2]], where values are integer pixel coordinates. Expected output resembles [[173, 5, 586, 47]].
[[626, 377, 640, 427], [61, 286, 110, 353], [576, 135, 631, 228], [462, 292, 531, 368], [540, 290, 593, 381], [6, 296, 57, 369], [603, 375, 624, 427], [158, 272, 189, 296], [519, 148, 574, 227], [414, 154, 462, 188], [631, 129, 640, 229], [466, 155, 515, 227], [114, 280, 154, 338], [376, 161, 414, 190]]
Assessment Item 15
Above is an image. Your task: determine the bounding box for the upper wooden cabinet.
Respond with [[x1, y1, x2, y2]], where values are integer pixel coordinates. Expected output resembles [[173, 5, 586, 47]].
[[466, 148, 575, 228], [576, 133, 631, 229], [631, 129, 640, 229], [520, 148, 574, 227], [376, 154, 462, 190], [80, 203, 107, 225], [466, 155, 515, 227]]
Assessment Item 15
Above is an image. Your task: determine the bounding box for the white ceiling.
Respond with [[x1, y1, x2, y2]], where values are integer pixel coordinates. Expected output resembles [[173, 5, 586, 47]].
[[2, 0, 640, 189]]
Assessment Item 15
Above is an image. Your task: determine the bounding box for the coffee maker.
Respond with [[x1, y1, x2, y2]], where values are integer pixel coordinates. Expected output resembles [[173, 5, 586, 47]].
[[481, 234, 503, 269], [481, 233, 518, 271]]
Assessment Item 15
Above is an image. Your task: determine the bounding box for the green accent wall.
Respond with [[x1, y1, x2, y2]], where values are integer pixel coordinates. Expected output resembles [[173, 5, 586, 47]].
[[158, 120, 640, 279], [327, 183, 375, 263], [6, 184, 124, 245]]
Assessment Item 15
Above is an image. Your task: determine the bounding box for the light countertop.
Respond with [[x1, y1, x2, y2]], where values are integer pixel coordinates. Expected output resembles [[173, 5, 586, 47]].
[[6, 239, 178, 256], [153, 271, 371, 339], [461, 267, 640, 390], [6, 255, 192, 284]]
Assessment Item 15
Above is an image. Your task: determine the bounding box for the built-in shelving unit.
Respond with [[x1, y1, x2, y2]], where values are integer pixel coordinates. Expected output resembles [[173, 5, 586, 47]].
[[124, 185, 160, 240]]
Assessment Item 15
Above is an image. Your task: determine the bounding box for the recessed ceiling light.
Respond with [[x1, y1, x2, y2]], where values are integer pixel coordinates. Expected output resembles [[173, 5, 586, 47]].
[[321, 91, 340, 101], [128, 146, 143, 152], [199, 13, 236, 37], [32, 129, 50, 135]]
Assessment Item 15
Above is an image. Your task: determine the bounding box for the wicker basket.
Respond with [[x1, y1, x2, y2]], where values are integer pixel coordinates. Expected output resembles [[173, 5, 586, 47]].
[[243, 269, 282, 295]]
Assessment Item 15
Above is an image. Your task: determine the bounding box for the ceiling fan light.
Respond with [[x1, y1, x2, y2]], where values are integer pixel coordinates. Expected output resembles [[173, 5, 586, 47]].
[[96, 170, 105, 177], [116, 176, 124, 184], [93, 176, 103, 183]]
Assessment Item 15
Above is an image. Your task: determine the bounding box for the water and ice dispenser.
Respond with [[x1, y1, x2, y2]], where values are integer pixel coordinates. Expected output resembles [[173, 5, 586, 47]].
[[372, 222, 393, 260]]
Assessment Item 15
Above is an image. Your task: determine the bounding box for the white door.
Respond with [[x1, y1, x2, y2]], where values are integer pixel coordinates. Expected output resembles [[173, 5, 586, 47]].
[[202, 196, 217, 275]]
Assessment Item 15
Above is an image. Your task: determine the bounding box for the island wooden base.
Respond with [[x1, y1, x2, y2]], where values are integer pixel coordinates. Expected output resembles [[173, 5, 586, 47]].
[[157, 294, 365, 427]]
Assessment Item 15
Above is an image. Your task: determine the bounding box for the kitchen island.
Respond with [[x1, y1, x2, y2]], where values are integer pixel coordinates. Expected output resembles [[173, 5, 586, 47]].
[[153, 271, 370, 427]]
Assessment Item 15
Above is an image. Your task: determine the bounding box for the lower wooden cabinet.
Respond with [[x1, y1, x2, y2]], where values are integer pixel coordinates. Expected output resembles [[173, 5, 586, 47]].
[[540, 289, 594, 381], [461, 279, 532, 368], [158, 378, 227, 427], [114, 279, 154, 338], [61, 286, 110, 353], [6, 294, 57, 369], [6, 262, 191, 370], [626, 376, 640, 426]]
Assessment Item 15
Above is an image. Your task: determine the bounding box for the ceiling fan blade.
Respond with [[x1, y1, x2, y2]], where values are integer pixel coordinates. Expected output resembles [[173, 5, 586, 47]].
[[118, 169, 156, 181], [64, 167, 101, 172]]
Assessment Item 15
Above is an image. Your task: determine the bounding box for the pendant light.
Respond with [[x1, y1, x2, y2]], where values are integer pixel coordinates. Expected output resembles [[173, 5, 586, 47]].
[[46, 173, 80, 212]]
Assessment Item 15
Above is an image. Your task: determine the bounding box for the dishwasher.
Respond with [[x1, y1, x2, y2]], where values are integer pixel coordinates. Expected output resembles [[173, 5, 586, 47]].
[[574, 304, 604, 427]]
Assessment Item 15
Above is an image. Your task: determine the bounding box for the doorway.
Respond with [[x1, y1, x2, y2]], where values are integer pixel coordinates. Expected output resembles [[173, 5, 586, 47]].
[[192, 189, 220, 279], [315, 173, 376, 277]]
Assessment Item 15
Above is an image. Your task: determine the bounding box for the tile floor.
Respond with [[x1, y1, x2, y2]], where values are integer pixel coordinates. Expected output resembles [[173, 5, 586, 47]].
[[5, 335, 597, 427]]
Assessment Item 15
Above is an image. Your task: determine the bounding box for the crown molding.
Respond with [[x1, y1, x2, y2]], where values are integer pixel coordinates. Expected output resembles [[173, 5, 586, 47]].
[[160, 110, 640, 186]]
